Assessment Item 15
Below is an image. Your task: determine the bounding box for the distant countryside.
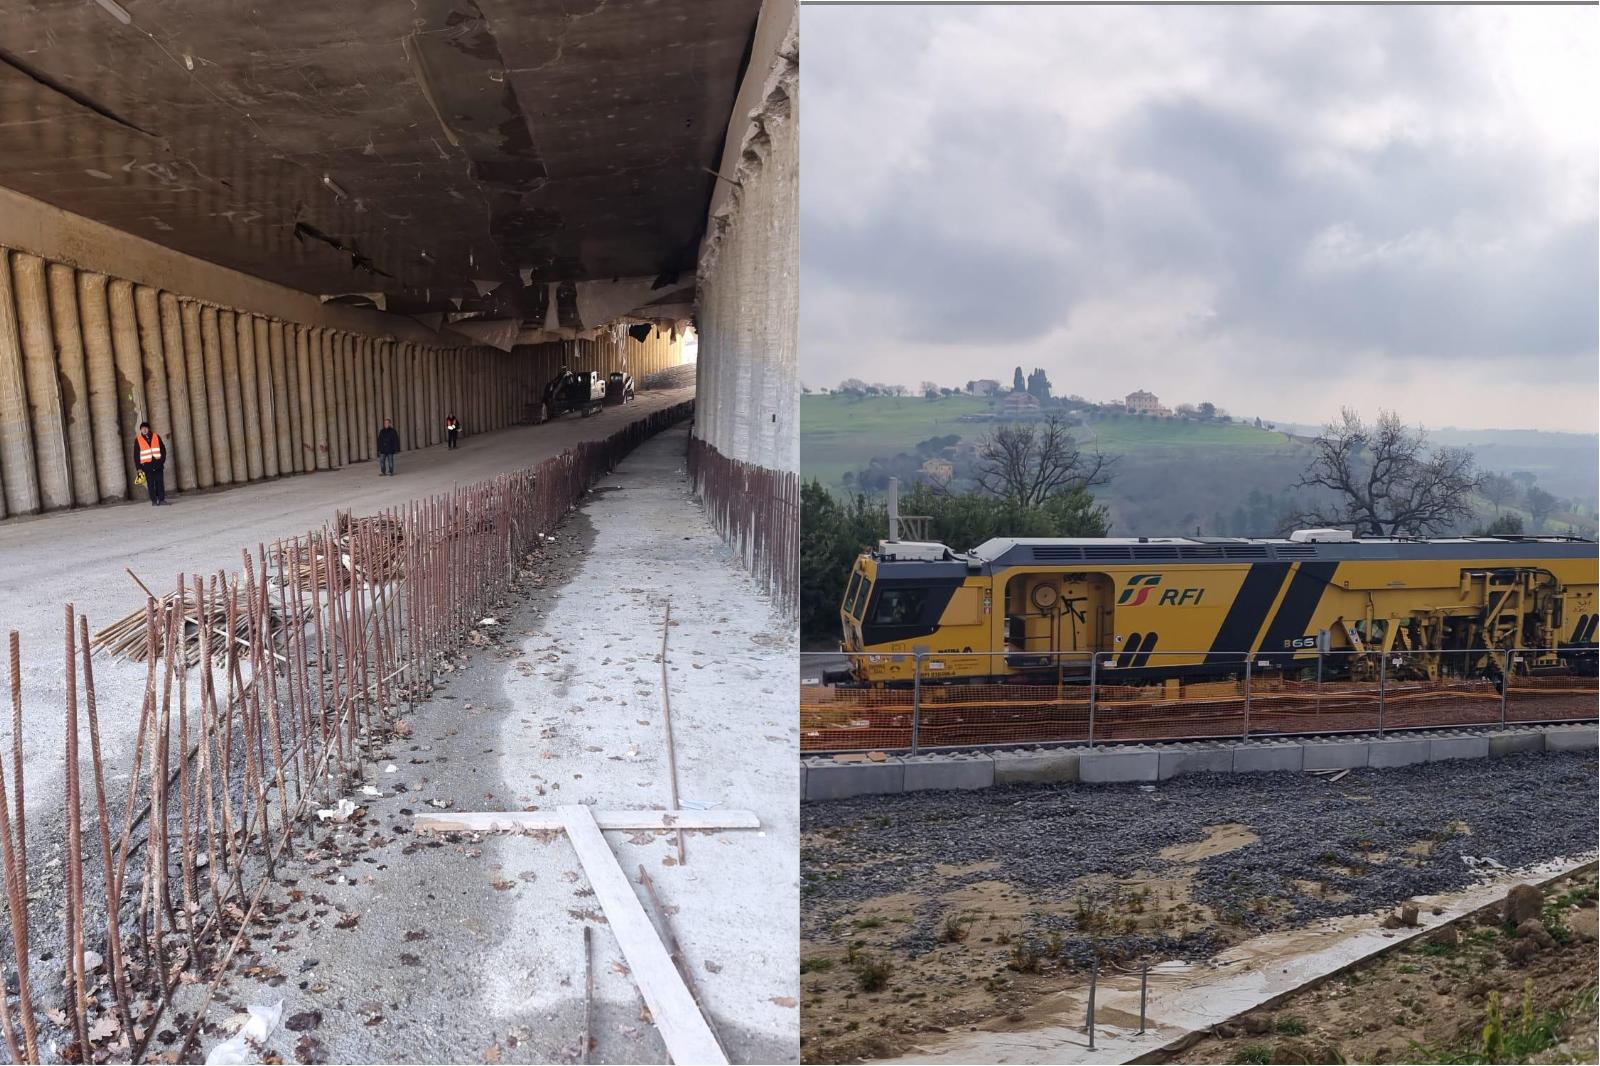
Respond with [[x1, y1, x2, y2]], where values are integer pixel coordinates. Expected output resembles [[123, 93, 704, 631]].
[[801, 378, 1600, 542]]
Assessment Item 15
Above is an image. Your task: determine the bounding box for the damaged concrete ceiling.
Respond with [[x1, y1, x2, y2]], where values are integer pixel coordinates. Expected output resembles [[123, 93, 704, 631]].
[[0, 0, 760, 325]]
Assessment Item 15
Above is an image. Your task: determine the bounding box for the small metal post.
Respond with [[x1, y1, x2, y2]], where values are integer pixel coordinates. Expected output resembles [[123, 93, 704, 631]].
[[1242, 658, 1252, 739], [1315, 652, 1323, 721], [910, 653, 922, 755], [1499, 648, 1510, 729], [1378, 652, 1387, 737], [1138, 961, 1149, 1035], [1086, 958, 1098, 1050], [1087, 654, 1098, 749]]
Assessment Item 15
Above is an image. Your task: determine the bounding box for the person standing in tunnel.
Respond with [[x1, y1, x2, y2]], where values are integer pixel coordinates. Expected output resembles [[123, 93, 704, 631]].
[[446, 414, 460, 449], [134, 421, 168, 506], [377, 417, 400, 476]]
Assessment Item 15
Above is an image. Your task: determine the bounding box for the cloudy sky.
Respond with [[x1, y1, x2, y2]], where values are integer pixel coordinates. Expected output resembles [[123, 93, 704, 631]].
[[800, 5, 1598, 432]]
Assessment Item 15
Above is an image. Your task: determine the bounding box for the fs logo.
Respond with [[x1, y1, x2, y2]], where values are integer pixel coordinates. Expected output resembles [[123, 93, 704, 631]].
[[1117, 573, 1206, 607], [1117, 574, 1162, 606]]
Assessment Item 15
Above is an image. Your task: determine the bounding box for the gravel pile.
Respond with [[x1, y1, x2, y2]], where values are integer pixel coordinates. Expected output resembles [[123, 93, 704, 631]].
[[802, 751, 1598, 961]]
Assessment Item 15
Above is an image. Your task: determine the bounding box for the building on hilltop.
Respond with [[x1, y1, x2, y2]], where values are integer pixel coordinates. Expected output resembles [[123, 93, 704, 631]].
[[1002, 391, 1041, 415], [1124, 389, 1169, 416]]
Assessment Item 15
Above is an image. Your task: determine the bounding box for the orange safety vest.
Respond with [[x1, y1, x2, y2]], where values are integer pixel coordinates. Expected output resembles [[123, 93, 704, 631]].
[[136, 432, 162, 464]]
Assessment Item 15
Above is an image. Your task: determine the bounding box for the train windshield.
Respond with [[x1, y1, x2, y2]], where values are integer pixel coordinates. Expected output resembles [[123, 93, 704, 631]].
[[871, 587, 926, 625]]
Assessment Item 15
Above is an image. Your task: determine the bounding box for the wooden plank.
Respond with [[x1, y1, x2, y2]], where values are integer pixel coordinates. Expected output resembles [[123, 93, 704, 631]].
[[413, 809, 760, 835], [560, 805, 728, 1065]]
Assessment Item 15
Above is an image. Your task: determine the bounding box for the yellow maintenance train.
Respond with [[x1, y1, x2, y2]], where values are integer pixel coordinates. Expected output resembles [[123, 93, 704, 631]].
[[837, 530, 1599, 685]]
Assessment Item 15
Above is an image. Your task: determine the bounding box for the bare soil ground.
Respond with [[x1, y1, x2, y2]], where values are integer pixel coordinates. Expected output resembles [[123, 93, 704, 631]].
[[1173, 867, 1599, 1065], [798, 753, 1598, 1065]]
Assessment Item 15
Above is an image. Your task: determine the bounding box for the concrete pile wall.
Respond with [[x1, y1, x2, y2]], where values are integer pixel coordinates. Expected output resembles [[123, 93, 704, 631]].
[[691, 0, 799, 613], [0, 243, 518, 515], [0, 184, 690, 518]]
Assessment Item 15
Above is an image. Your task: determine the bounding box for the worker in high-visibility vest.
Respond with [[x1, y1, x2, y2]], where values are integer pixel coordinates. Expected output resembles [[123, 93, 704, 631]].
[[134, 422, 168, 506]]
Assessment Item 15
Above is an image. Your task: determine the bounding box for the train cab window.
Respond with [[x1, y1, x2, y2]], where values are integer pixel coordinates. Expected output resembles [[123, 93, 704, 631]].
[[843, 571, 862, 615], [872, 588, 928, 626], [848, 575, 872, 619]]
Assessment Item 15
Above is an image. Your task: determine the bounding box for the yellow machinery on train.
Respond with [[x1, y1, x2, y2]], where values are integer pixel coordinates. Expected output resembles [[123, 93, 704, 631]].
[[836, 530, 1599, 685]]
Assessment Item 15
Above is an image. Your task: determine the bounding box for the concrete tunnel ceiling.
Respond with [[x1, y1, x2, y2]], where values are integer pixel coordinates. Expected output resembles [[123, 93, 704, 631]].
[[0, 0, 761, 328]]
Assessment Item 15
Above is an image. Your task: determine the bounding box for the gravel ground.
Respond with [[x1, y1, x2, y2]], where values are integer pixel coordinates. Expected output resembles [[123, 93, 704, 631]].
[[802, 751, 1600, 962]]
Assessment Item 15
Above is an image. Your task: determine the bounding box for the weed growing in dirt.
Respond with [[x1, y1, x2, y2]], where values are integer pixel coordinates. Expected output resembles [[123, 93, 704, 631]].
[[938, 915, 970, 944], [1274, 1014, 1308, 1036], [1008, 938, 1043, 974], [1236, 1044, 1271, 1064], [849, 951, 894, 992], [800, 957, 835, 974]]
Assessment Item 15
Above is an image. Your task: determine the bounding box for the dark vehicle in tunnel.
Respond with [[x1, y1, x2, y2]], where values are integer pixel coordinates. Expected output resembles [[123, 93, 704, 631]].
[[605, 371, 636, 406], [536, 367, 605, 422]]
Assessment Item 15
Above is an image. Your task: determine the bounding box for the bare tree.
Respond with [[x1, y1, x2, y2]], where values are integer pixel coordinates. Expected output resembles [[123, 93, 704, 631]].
[[974, 414, 1114, 506], [1294, 408, 1479, 536], [1479, 472, 1517, 515]]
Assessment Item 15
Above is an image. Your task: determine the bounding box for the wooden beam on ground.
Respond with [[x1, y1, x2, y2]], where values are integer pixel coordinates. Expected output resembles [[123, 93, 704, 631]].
[[560, 804, 727, 1066], [413, 809, 759, 835]]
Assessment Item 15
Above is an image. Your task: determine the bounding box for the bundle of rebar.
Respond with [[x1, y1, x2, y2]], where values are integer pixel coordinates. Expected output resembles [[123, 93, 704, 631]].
[[88, 584, 271, 667], [288, 511, 408, 591]]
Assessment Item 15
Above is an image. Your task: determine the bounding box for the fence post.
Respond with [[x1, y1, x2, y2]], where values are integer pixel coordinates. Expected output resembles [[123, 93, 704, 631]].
[[1087, 654, 1098, 749], [910, 653, 923, 755], [1499, 648, 1510, 729], [1378, 652, 1387, 737], [1086, 958, 1098, 1050], [1138, 961, 1149, 1035], [1315, 652, 1323, 721], [1242, 658, 1252, 740]]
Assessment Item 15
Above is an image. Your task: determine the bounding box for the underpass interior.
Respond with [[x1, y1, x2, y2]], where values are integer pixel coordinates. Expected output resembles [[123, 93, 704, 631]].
[[0, 0, 798, 1062]]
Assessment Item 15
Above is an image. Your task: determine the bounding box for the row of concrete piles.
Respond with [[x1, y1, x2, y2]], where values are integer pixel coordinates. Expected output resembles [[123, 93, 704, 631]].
[[0, 245, 684, 518]]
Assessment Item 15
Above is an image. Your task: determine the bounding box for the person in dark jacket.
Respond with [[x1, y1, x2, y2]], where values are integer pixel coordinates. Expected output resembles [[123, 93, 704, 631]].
[[134, 421, 168, 505], [376, 418, 400, 475], [445, 414, 460, 449]]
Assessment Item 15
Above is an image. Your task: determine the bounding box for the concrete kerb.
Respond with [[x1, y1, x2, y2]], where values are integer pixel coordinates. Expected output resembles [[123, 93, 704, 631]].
[[800, 722, 1597, 802], [993, 748, 1082, 784], [902, 752, 995, 792], [1368, 735, 1432, 768], [803, 756, 904, 802], [1157, 744, 1235, 780], [1302, 738, 1371, 771], [1544, 724, 1600, 751]]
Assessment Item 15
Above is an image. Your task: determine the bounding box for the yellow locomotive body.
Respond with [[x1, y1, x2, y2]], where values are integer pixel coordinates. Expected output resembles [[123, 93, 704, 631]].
[[838, 532, 1599, 684]]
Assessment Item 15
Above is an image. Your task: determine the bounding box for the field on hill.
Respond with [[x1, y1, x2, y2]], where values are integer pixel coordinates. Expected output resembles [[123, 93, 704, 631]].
[[801, 393, 994, 488], [800, 393, 1598, 540], [801, 393, 1311, 536]]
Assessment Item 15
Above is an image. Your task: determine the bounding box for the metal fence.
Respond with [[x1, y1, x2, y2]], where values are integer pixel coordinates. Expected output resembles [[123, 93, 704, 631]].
[[0, 400, 692, 1065], [800, 648, 1598, 755]]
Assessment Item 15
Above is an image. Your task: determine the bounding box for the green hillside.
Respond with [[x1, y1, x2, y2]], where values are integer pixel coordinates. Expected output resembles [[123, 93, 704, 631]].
[[800, 391, 1597, 542]]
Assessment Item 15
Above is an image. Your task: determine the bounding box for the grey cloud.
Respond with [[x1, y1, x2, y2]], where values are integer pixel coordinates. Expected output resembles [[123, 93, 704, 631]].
[[801, 5, 1597, 416]]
